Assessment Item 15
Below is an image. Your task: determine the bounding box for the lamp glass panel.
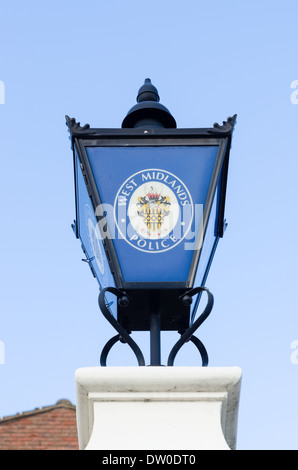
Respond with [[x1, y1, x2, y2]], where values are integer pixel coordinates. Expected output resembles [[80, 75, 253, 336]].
[[193, 184, 220, 288], [85, 145, 220, 284], [75, 150, 115, 291]]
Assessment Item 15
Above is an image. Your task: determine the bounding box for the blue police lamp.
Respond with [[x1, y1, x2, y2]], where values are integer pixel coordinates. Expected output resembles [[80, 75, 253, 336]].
[[66, 79, 236, 367]]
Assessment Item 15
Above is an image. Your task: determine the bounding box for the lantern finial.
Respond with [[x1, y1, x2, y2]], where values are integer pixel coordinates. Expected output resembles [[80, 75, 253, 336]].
[[122, 78, 176, 129]]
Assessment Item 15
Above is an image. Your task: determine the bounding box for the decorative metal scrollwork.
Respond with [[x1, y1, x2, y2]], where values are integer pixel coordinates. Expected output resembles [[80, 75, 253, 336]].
[[167, 287, 214, 367], [98, 286, 213, 367], [207, 114, 237, 136], [98, 287, 145, 367]]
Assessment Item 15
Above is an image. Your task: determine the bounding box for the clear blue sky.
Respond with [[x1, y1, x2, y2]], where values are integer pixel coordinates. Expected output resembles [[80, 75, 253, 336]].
[[0, 0, 298, 450]]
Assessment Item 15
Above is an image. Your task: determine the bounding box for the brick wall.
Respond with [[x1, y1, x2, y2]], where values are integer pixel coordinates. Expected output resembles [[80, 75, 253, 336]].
[[0, 402, 79, 450]]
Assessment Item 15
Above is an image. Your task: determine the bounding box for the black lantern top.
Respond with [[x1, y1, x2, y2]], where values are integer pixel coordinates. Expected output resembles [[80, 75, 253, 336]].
[[122, 78, 177, 129]]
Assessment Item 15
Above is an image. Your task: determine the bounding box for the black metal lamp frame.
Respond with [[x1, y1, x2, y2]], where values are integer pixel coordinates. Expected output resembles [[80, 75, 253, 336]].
[[66, 79, 236, 367]]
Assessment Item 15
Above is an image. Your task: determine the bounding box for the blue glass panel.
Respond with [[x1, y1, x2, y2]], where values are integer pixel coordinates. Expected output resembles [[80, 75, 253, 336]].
[[190, 182, 221, 321], [193, 185, 220, 287], [86, 146, 220, 284], [75, 150, 115, 291]]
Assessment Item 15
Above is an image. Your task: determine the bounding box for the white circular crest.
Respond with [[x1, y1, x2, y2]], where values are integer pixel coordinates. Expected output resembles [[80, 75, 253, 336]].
[[128, 181, 179, 240], [114, 169, 193, 253]]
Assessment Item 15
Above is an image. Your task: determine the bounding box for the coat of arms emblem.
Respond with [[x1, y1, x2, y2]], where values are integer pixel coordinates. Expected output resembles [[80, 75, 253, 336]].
[[137, 189, 171, 235]]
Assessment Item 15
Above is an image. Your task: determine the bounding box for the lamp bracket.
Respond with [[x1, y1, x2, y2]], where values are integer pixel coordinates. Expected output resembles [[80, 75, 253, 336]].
[[98, 286, 213, 367]]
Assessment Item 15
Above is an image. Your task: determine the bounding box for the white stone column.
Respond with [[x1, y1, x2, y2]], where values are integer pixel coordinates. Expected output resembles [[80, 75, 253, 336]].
[[75, 366, 242, 451]]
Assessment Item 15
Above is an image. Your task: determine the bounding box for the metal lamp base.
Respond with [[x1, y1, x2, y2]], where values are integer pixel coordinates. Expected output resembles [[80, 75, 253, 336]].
[[98, 286, 214, 367]]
